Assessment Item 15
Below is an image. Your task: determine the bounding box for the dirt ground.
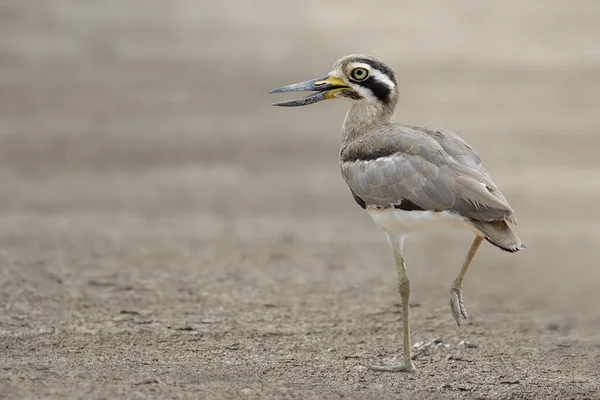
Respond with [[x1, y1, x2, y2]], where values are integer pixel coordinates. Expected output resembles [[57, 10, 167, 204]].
[[1, 1, 600, 399]]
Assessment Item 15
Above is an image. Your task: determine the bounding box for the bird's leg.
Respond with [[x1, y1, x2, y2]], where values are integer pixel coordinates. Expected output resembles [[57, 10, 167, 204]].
[[371, 235, 416, 373], [449, 235, 483, 327]]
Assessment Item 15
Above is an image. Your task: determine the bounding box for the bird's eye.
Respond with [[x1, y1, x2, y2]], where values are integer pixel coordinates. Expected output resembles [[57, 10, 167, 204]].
[[351, 68, 369, 81]]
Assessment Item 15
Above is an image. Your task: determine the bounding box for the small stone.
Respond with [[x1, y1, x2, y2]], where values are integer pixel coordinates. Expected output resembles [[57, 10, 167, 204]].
[[413, 341, 425, 350], [459, 339, 477, 348], [413, 339, 450, 351]]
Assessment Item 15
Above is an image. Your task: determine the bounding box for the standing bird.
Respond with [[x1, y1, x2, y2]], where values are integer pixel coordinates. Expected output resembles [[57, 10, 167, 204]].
[[270, 55, 524, 372]]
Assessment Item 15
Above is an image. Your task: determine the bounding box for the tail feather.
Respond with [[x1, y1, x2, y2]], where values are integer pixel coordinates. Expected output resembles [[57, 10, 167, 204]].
[[469, 219, 525, 253]]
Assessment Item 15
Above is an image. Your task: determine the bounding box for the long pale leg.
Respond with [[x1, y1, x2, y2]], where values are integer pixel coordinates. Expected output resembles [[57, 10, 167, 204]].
[[449, 235, 483, 327], [371, 234, 416, 372]]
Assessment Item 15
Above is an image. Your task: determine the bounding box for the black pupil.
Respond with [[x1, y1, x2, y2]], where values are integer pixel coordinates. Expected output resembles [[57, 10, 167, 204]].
[[355, 69, 365, 78]]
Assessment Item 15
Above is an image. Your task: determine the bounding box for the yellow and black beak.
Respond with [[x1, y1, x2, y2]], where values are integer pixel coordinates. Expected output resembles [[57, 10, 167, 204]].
[[270, 75, 348, 107]]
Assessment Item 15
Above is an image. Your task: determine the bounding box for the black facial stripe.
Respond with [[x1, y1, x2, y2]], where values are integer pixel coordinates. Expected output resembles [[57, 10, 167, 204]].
[[358, 76, 392, 103]]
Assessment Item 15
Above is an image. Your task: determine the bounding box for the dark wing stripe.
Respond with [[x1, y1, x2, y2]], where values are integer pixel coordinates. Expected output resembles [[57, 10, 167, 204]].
[[340, 144, 398, 163], [350, 190, 366, 209], [394, 199, 424, 211]]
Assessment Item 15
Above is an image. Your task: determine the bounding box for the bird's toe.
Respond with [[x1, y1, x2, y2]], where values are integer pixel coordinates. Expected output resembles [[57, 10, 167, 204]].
[[449, 287, 468, 327]]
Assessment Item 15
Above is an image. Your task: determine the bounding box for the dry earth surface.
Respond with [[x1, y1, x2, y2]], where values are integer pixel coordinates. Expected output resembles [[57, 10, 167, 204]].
[[1, 1, 600, 399]]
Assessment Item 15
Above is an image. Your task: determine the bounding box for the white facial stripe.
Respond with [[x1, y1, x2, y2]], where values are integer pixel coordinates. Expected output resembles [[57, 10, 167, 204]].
[[347, 63, 395, 90], [368, 69, 395, 90], [348, 62, 371, 71]]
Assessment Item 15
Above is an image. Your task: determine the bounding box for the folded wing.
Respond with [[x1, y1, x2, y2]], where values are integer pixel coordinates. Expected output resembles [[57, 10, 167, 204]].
[[340, 125, 516, 224]]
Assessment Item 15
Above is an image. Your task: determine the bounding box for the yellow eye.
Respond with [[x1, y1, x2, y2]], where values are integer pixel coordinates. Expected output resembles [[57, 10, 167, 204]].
[[351, 67, 369, 81]]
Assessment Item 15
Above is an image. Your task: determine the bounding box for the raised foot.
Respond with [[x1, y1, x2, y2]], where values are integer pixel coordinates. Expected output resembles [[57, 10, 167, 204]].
[[449, 286, 468, 327], [370, 360, 416, 373]]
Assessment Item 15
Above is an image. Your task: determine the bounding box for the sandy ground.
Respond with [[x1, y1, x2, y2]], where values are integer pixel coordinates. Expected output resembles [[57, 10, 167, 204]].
[[1, 1, 600, 399]]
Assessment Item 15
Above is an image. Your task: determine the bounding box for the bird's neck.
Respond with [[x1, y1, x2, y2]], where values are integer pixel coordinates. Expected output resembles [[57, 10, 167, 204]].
[[342, 103, 395, 143]]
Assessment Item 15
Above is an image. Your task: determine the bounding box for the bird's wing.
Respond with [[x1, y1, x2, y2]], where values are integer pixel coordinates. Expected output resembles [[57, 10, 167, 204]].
[[412, 125, 482, 169], [340, 125, 516, 223], [417, 126, 516, 222]]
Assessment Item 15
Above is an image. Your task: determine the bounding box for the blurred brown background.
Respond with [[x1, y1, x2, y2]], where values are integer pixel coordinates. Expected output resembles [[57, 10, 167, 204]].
[[1, 1, 599, 398]]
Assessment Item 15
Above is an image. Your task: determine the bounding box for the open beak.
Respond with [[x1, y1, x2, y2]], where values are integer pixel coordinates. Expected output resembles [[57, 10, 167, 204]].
[[270, 75, 348, 107]]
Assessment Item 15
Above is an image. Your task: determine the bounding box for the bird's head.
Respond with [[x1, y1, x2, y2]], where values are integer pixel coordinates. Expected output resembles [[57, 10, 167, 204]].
[[270, 54, 398, 110]]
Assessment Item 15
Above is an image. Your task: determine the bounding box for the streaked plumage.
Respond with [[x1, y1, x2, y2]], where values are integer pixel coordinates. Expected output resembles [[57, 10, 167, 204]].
[[271, 54, 524, 372]]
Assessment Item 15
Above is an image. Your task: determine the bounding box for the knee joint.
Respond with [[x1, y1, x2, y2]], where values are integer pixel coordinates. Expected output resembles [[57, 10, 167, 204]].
[[398, 277, 410, 296]]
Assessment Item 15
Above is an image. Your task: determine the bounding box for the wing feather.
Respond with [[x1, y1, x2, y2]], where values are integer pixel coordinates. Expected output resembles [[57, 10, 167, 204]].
[[340, 125, 516, 223]]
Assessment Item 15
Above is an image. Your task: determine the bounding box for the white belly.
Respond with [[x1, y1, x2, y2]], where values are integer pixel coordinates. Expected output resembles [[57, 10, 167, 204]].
[[366, 207, 472, 236]]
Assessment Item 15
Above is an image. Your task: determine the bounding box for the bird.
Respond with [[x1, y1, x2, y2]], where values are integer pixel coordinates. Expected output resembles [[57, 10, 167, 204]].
[[270, 54, 524, 372]]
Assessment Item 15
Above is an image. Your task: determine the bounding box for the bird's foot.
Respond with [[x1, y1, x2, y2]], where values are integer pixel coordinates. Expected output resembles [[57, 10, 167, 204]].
[[370, 359, 416, 373], [450, 286, 468, 327]]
